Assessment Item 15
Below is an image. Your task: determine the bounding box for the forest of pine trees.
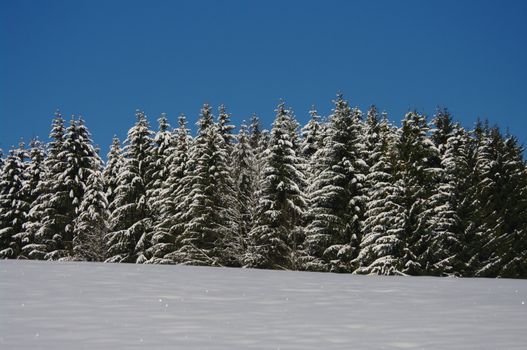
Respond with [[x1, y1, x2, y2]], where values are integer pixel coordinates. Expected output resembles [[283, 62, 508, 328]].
[[1, 95, 526, 278]]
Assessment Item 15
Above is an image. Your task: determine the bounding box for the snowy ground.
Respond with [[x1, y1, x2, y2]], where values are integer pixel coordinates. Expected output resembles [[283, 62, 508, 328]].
[[1, 261, 526, 349]]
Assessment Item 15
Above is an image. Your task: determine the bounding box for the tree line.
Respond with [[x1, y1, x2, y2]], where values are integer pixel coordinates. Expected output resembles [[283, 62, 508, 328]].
[[1, 95, 526, 278]]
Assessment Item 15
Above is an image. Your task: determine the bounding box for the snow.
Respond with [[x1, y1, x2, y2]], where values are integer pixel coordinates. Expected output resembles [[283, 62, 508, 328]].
[[1, 260, 526, 349]]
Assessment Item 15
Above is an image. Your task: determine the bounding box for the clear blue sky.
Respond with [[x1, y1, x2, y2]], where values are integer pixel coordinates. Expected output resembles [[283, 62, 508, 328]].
[[1, 0, 526, 155]]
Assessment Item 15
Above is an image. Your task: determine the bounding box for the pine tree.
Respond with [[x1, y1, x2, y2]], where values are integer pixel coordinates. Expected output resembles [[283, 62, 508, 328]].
[[249, 114, 261, 150], [303, 95, 366, 272], [106, 110, 153, 263], [245, 102, 306, 270], [474, 128, 527, 277], [147, 113, 174, 219], [498, 136, 527, 278], [300, 107, 323, 160], [431, 107, 455, 155], [170, 104, 238, 266], [103, 136, 123, 213], [148, 114, 193, 263], [425, 124, 470, 275], [24, 111, 66, 259], [17, 138, 47, 257], [73, 156, 108, 261], [0, 144, 29, 258], [231, 123, 256, 259], [39, 117, 101, 260], [396, 111, 441, 275], [217, 104, 235, 148], [355, 111, 405, 275]]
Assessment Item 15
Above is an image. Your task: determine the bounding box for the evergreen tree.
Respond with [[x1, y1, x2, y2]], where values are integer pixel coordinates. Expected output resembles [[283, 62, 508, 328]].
[[425, 124, 471, 275], [431, 107, 455, 155], [24, 111, 67, 260], [103, 136, 123, 213], [300, 107, 323, 160], [217, 104, 235, 148], [303, 95, 366, 272], [147, 113, 174, 218], [231, 123, 256, 258], [170, 104, 238, 266], [17, 138, 47, 257], [73, 156, 108, 261], [0, 144, 29, 258], [149, 114, 192, 263], [43, 117, 101, 260], [249, 114, 261, 150], [396, 111, 440, 275], [355, 112, 405, 275], [474, 128, 527, 277], [498, 136, 527, 278], [106, 110, 153, 263], [245, 102, 306, 269]]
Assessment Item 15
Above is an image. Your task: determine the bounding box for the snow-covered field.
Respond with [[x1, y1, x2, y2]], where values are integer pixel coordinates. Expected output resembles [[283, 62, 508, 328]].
[[1, 261, 526, 349]]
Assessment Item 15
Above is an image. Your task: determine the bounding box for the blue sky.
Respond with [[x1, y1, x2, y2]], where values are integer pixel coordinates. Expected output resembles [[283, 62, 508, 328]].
[[1, 0, 526, 154]]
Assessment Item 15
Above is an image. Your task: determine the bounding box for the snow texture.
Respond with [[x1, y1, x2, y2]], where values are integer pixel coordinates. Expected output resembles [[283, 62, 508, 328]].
[[1, 260, 526, 349]]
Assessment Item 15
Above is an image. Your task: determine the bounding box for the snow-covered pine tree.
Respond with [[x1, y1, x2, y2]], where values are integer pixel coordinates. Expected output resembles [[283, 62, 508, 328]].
[[431, 107, 455, 156], [354, 109, 405, 275], [103, 136, 123, 213], [498, 136, 527, 278], [231, 123, 256, 259], [249, 114, 261, 150], [249, 114, 270, 211], [474, 127, 527, 277], [299, 107, 324, 190], [424, 124, 471, 275], [168, 104, 238, 266], [147, 113, 174, 219], [217, 104, 235, 149], [42, 116, 101, 260], [300, 107, 323, 161], [106, 110, 154, 263], [0, 144, 29, 258], [396, 111, 441, 275], [23, 111, 66, 259], [245, 102, 306, 270], [148, 114, 193, 263], [17, 138, 47, 258], [303, 95, 366, 272], [72, 157, 109, 261]]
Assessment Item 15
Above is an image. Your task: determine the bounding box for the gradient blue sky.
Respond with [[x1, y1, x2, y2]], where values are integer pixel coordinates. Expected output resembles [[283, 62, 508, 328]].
[[1, 0, 526, 154]]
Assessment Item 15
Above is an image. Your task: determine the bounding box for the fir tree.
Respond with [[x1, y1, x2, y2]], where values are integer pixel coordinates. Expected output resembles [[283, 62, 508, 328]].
[[73, 157, 108, 261], [425, 124, 470, 275], [245, 102, 306, 270], [396, 111, 440, 275], [23, 112, 65, 259], [300, 107, 323, 160], [303, 95, 366, 272], [217, 104, 235, 148], [103, 136, 123, 212], [249, 114, 261, 150], [474, 128, 527, 277], [231, 123, 256, 258], [147, 113, 174, 219], [17, 138, 47, 257], [355, 112, 405, 275], [170, 104, 238, 266], [41, 117, 101, 260], [431, 107, 455, 155], [149, 114, 192, 263], [106, 110, 153, 263], [0, 144, 29, 258]]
